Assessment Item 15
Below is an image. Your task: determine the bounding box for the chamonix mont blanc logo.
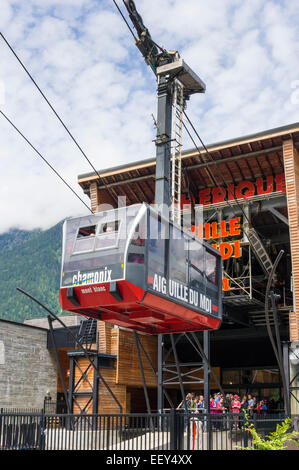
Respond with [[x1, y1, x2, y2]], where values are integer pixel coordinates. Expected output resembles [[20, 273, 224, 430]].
[[72, 267, 112, 286]]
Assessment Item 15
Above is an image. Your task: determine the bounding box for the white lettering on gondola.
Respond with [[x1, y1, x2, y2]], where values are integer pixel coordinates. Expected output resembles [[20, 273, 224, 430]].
[[152, 273, 212, 314], [72, 268, 112, 286], [199, 294, 212, 314]]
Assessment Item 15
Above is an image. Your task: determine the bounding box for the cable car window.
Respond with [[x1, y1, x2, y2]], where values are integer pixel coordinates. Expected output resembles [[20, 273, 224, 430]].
[[78, 225, 96, 237], [95, 220, 121, 251], [99, 220, 120, 234], [189, 239, 204, 272], [148, 217, 166, 285], [169, 226, 187, 285], [206, 251, 218, 285], [189, 239, 204, 289], [73, 225, 96, 253], [127, 222, 145, 264]]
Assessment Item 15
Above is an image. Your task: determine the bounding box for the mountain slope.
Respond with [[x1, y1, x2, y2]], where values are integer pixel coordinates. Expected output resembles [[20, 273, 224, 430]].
[[0, 222, 65, 323]]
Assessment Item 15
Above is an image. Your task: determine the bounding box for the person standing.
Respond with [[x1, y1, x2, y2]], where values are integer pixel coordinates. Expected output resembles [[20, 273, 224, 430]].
[[241, 395, 248, 410], [215, 396, 226, 430], [231, 394, 241, 430], [177, 393, 192, 410], [240, 395, 248, 428], [248, 395, 254, 408], [257, 400, 264, 415], [214, 393, 221, 406], [197, 395, 205, 411], [262, 400, 268, 415]]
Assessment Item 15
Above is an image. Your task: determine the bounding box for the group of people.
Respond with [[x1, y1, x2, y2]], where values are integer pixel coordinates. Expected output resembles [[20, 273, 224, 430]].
[[177, 392, 271, 415]]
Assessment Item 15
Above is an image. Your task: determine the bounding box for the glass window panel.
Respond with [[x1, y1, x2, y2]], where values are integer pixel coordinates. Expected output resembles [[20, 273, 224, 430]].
[[169, 226, 187, 284], [189, 266, 204, 291], [73, 237, 95, 253], [206, 251, 218, 285], [99, 220, 120, 234], [94, 220, 121, 251], [73, 224, 97, 253], [189, 239, 204, 273], [94, 233, 119, 251], [128, 252, 144, 264], [77, 225, 97, 237], [189, 239, 204, 290], [127, 217, 145, 265], [148, 216, 166, 285]]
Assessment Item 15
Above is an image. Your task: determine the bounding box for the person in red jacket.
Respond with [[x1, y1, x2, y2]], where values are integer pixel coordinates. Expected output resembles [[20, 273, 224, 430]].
[[231, 395, 241, 429]]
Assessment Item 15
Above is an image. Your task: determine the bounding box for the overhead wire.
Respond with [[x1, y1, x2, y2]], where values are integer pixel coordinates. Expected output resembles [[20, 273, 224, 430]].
[[0, 108, 93, 214], [0, 31, 118, 206], [113, 0, 138, 41]]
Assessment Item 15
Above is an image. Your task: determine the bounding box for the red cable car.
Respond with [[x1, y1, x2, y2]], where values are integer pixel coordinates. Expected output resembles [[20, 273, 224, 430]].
[[59, 203, 222, 334]]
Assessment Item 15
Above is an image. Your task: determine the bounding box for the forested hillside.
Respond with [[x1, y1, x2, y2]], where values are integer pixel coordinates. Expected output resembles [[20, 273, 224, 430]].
[[0, 222, 65, 323]]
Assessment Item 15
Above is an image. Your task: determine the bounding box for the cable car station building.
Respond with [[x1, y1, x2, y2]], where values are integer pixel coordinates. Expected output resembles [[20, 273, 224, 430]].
[[67, 121, 299, 415]]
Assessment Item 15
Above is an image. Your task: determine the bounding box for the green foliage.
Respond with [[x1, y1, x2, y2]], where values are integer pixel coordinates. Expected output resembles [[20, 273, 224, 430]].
[[0, 221, 69, 323], [237, 413, 299, 451]]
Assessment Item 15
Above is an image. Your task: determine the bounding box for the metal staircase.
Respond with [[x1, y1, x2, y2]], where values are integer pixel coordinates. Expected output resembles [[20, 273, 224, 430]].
[[247, 228, 273, 275], [77, 318, 97, 349]]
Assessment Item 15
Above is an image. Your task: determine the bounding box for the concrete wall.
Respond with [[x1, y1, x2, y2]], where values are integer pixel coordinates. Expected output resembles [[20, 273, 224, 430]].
[[0, 319, 57, 409]]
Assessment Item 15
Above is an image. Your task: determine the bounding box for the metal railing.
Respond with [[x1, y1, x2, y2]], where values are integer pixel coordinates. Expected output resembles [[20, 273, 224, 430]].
[[0, 409, 287, 451]]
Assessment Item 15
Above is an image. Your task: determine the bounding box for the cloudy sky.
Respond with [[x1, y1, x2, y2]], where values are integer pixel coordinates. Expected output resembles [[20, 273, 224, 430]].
[[0, 0, 298, 233]]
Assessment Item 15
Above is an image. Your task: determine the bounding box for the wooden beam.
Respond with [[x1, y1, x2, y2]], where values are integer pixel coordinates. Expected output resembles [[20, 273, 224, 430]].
[[88, 146, 284, 193], [89, 181, 116, 213], [283, 139, 299, 341]]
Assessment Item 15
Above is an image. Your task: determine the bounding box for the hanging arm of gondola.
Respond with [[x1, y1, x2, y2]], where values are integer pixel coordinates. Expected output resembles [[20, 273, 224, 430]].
[[122, 0, 172, 74]]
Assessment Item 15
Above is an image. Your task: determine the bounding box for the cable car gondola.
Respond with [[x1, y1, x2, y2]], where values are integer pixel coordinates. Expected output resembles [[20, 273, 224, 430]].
[[59, 203, 222, 334]]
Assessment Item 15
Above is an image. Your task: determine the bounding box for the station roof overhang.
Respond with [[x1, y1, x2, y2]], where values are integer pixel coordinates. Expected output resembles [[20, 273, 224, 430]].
[[78, 122, 299, 206]]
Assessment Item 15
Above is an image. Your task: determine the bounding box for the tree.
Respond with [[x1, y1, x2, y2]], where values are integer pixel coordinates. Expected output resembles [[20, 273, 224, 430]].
[[237, 414, 299, 450]]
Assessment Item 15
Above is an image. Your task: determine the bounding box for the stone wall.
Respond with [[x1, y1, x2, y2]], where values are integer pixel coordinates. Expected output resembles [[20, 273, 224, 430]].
[[0, 319, 57, 409], [24, 314, 81, 329]]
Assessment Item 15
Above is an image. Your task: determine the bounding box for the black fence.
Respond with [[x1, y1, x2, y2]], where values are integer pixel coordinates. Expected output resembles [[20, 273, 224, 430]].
[[0, 409, 287, 451]]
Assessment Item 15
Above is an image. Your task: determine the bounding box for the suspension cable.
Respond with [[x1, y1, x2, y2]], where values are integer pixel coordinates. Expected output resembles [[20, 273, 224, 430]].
[[0, 31, 118, 206], [0, 108, 93, 214]]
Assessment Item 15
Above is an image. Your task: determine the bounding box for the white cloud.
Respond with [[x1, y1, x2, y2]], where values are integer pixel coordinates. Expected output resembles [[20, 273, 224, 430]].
[[0, 0, 298, 233]]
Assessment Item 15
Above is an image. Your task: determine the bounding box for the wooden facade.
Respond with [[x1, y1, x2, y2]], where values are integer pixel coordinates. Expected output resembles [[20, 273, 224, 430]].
[[68, 321, 220, 414]]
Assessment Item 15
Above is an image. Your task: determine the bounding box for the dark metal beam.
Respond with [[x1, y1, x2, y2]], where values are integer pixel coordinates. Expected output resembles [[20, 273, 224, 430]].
[[134, 331, 152, 415], [268, 207, 289, 226], [170, 334, 187, 410], [223, 311, 253, 328], [47, 316, 71, 414]]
